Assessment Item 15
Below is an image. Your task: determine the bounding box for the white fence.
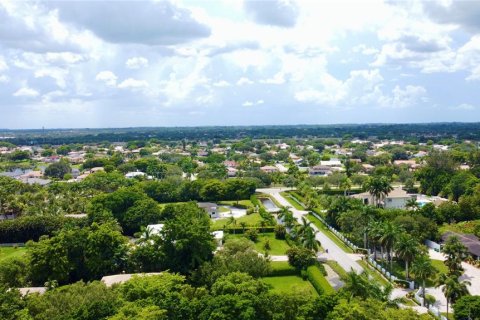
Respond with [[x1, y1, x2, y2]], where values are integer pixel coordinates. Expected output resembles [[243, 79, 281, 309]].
[[367, 257, 415, 289], [414, 289, 447, 320], [309, 212, 359, 251]]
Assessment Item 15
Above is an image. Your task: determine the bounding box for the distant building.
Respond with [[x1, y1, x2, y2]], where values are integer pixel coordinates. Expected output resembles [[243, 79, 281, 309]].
[[351, 187, 414, 209], [260, 165, 279, 173], [198, 202, 219, 218], [308, 165, 333, 176]]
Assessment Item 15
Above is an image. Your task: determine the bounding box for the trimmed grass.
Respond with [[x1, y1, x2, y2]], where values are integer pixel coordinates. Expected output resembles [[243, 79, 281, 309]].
[[306, 213, 353, 253], [357, 260, 390, 287], [263, 276, 318, 296], [211, 212, 264, 230], [375, 259, 448, 287], [280, 192, 304, 210], [270, 261, 295, 273], [0, 246, 27, 262], [229, 233, 291, 255], [439, 220, 480, 235], [325, 260, 348, 279], [218, 200, 254, 208]]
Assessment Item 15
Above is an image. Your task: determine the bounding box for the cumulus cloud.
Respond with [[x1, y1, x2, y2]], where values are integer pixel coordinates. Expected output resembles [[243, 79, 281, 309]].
[[242, 99, 264, 107], [95, 71, 118, 87], [13, 87, 40, 98], [237, 77, 254, 85], [126, 57, 149, 69], [117, 78, 149, 89], [51, 1, 211, 45], [244, 0, 299, 27], [452, 103, 475, 110], [423, 1, 480, 32]]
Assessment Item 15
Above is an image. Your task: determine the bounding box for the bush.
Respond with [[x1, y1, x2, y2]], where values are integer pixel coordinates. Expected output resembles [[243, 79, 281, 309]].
[[0, 216, 88, 243], [307, 265, 334, 295], [245, 229, 259, 242], [274, 225, 286, 239]]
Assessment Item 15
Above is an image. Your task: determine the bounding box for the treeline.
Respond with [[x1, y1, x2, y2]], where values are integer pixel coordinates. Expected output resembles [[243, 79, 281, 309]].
[[3, 123, 480, 145]]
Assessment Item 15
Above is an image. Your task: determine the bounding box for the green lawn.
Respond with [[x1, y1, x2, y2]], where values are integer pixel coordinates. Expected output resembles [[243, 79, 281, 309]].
[[218, 200, 254, 208], [263, 276, 318, 296], [211, 212, 264, 230], [270, 261, 296, 274], [439, 220, 480, 235], [229, 233, 290, 255], [280, 192, 304, 210], [325, 260, 348, 279], [357, 260, 390, 287], [0, 246, 27, 262], [307, 213, 353, 253], [375, 259, 447, 287]]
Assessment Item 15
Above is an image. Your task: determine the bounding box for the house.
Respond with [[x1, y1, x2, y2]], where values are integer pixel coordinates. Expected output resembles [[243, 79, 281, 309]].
[[146, 224, 164, 236], [198, 202, 219, 218], [101, 273, 162, 287], [308, 165, 333, 176], [320, 159, 342, 167], [125, 171, 152, 180], [351, 187, 414, 209], [224, 160, 238, 168], [260, 165, 279, 173], [393, 160, 420, 169], [227, 167, 238, 177], [442, 232, 480, 260], [213, 230, 224, 247]]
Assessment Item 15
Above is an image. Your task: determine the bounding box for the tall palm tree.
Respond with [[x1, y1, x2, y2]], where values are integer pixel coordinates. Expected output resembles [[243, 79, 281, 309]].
[[301, 227, 321, 252], [277, 206, 292, 223], [436, 274, 471, 319], [340, 177, 352, 196], [442, 235, 469, 277], [411, 254, 437, 303], [363, 176, 393, 207], [395, 233, 419, 279], [343, 271, 371, 301], [379, 221, 400, 271]]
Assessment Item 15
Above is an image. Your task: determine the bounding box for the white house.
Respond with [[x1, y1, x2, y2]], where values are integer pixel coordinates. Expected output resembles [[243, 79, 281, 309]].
[[351, 187, 415, 209], [308, 165, 333, 176], [198, 202, 219, 218], [212, 230, 224, 247]]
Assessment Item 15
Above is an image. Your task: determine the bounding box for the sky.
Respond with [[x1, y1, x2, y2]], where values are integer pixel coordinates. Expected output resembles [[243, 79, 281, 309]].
[[1, 0, 480, 129]]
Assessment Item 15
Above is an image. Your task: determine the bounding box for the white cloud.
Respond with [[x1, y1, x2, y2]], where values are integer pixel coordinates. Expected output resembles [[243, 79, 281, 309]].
[[13, 87, 39, 98], [95, 71, 117, 87], [0, 75, 9, 83], [212, 80, 231, 87], [237, 77, 254, 86], [242, 99, 264, 107], [117, 78, 149, 89], [0, 55, 7, 71], [126, 57, 149, 69], [244, 0, 300, 28], [452, 103, 475, 110]]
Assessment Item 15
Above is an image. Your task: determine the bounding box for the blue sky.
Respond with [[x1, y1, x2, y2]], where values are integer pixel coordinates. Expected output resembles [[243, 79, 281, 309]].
[[0, 0, 480, 129]]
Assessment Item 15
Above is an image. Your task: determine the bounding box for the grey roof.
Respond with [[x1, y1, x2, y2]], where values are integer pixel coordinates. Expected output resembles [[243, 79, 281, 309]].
[[442, 232, 480, 257], [198, 202, 217, 208]]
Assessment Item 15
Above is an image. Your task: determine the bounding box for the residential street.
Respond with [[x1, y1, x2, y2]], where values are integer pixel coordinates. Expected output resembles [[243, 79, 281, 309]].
[[257, 188, 364, 274]]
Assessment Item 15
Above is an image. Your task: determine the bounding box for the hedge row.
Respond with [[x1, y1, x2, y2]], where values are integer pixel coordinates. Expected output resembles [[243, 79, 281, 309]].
[[307, 265, 334, 295], [0, 216, 88, 243], [225, 227, 276, 234], [269, 261, 297, 277]]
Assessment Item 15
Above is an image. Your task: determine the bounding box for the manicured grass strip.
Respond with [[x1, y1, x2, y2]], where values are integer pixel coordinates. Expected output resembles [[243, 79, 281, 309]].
[[211, 212, 264, 230], [306, 213, 353, 253], [307, 265, 334, 295], [269, 261, 297, 276], [228, 233, 291, 255], [218, 200, 254, 208], [280, 192, 304, 210], [325, 260, 348, 280], [0, 246, 27, 262], [357, 260, 390, 287], [263, 276, 318, 296]]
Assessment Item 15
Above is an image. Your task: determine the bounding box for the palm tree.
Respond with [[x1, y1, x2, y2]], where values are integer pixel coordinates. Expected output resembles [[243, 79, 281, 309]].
[[411, 254, 437, 304], [363, 176, 393, 207], [436, 274, 471, 319], [228, 217, 237, 234], [301, 227, 321, 252], [340, 177, 352, 196], [395, 233, 419, 280], [239, 221, 247, 233], [343, 271, 371, 301], [277, 206, 292, 223], [379, 221, 400, 271], [442, 235, 469, 277], [295, 216, 312, 239], [405, 198, 419, 211]]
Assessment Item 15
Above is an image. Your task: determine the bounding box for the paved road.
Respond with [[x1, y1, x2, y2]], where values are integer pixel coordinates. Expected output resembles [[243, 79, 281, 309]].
[[258, 188, 363, 274]]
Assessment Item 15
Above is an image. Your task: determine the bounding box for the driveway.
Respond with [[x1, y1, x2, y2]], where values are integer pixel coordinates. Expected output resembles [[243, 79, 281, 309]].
[[257, 188, 363, 274]]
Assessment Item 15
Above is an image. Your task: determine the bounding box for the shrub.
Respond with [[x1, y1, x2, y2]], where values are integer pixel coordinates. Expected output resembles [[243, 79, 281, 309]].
[[307, 265, 334, 295], [274, 225, 286, 239], [245, 229, 259, 242]]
